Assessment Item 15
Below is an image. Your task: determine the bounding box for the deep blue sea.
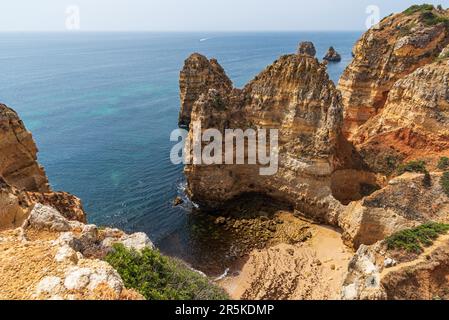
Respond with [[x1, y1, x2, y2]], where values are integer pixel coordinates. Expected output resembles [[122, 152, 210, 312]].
[[0, 32, 360, 273]]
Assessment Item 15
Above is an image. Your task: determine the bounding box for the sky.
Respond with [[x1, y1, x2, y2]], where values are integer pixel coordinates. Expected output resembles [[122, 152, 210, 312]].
[[0, 0, 446, 32]]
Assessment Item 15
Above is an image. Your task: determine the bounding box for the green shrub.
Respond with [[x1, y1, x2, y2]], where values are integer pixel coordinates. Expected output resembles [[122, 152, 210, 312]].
[[421, 11, 449, 26], [403, 4, 435, 15], [403, 4, 449, 26], [386, 222, 449, 253], [438, 157, 449, 170], [397, 160, 428, 175], [440, 172, 449, 197], [105, 244, 229, 300]]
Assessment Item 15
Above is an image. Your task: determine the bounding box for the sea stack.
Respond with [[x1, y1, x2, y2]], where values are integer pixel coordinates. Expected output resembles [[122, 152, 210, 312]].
[[338, 6, 449, 137], [179, 43, 379, 226], [323, 46, 341, 62]]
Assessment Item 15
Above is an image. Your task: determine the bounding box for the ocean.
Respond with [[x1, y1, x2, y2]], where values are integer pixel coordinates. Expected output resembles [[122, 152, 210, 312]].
[[0, 31, 361, 274]]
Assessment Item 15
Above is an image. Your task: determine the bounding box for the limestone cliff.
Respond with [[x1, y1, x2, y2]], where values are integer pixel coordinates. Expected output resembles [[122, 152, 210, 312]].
[[179, 16, 449, 300], [181, 47, 363, 225], [336, 57, 449, 248], [0, 104, 87, 226], [0, 103, 151, 300], [339, 172, 449, 248], [352, 59, 449, 174], [339, 5, 449, 137], [179, 53, 233, 127], [342, 231, 449, 300], [0, 104, 49, 192]]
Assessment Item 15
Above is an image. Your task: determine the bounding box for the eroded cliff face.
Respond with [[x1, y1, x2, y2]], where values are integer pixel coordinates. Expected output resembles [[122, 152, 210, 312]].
[[342, 232, 449, 300], [339, 6, 449, 137], [352, 59, 449, 174], [0, 104, 87, 227], [334, 6, 449, 300], [179, 53, 233, 127], [179, 7, 449, 300], [336, 58, 449, 248], [0, 104, 150, 300], [0, 104, 49, 192], [339, 172, 449, 248], [180, 48, 375, 225]]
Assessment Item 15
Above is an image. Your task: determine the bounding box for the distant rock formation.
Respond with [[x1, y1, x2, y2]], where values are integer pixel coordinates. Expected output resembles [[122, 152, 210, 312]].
[[338, 6, 449, 137], [297, 41, 316, 57], [323, 47, 341, 62]]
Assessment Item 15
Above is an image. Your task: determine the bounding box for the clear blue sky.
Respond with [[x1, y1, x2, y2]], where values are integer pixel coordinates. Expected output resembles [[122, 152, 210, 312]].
[[0, 0, 446, 31]]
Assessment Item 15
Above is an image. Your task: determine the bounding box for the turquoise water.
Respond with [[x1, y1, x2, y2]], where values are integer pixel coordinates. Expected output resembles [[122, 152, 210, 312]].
[[0, 32, 360, 271]]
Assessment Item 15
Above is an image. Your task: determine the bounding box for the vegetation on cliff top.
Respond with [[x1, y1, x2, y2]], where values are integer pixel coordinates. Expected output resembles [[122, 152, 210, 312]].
[[386, 222, 449, 253], [403, 4, 435, 15], [106, 244, 229, 300], [403, 4, 449, 27]]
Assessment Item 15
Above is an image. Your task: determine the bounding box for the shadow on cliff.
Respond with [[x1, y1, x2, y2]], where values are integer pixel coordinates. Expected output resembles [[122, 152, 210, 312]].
[[331, 133, 382, 205]]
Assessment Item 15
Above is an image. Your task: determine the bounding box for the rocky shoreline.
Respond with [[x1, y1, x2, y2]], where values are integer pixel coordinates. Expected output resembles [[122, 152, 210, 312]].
[[1, 4, 449, 300], [179, 4, 449, 300]]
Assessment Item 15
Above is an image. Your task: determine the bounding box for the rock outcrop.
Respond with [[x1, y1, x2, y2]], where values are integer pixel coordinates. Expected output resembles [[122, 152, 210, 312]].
[[323, 47, 341, 62], [179, 53, 233, 127], [0, 203, 151, 300], [339, 172, 449, 248], [0, 178, 86, 230], [180, 48, 371, 225], [0, 104, 49, 192], [0, 103, 87, 228], [338, 6, 449, 137], [342, 231, 449, 300], [352, 59, 449, 174], [178, 8, 449, 301], [0, 104, 150, 300]]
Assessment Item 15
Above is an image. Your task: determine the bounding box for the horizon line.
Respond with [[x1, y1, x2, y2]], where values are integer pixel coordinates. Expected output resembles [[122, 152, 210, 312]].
[[0, 30, 366, 33]]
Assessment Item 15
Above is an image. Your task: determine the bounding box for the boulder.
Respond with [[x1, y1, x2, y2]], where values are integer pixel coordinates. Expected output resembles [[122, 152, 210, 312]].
[[24, 204, 71, 232]]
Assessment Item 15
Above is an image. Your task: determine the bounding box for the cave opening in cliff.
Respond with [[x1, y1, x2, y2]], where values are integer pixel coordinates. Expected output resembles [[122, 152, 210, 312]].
[[331, 169, 381, 205], [202, 192, 294, 219]]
